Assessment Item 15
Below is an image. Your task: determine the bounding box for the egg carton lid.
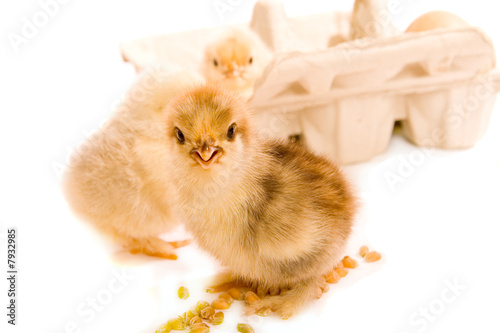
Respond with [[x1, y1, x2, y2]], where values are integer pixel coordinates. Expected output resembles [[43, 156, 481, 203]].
[[250, 26, 498, 113]]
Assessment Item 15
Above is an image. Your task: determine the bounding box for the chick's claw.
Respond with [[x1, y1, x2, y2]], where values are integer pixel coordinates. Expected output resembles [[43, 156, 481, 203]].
[[256, 285, 268, 298], [319, 280, 330, 294], [269, 287, 281, 296], [256, 285, 282, 297], [168, 239, 191, 249], [314, 286, 327, 299], [309, 278, 330, 299]]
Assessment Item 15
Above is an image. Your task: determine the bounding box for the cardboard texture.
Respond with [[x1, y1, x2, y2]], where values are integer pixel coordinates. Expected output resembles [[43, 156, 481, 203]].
[[120, 0, 500, 164]]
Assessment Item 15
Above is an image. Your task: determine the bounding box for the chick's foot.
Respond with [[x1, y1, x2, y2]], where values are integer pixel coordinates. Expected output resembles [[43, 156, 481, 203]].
[[245, 278, 325, 319], [206, 280, 247, 293], [127, 236, 186, 260]]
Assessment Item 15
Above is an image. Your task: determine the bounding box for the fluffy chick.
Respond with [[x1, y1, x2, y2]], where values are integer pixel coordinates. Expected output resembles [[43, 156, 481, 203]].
[[164, 84, 358, 318], [62, 69, 203, 259], [202, 27, 271, 98]]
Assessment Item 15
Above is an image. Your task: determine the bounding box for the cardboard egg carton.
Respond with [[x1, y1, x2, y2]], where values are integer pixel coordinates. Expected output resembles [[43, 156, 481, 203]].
[[121, 0, 500, 164]]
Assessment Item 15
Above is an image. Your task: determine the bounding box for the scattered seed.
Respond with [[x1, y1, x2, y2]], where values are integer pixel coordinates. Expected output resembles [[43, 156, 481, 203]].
[[210, 311, 224, 325], [228, 288, 245, 301], [195, 301, 210, 313], [188, 326, 210, 333], [219, 292, 234, 304], [244, 291, 260, 305], [183, 310, 196, 323], [365, 251, 382, 262], [342, 256, 358, 269], [190, 322, 209, 330], [359, 246, 369, 258], [178, 286, 189, 300], [200, 306, 215, 319], [334, 267, 348, 278], [189, 316, 203, 327], [167, 316, 187, 330], [325, 270, 341, 283], [237, 323, 255, 333], [211, 298, 230, 310], [155, 323, 171, 333]]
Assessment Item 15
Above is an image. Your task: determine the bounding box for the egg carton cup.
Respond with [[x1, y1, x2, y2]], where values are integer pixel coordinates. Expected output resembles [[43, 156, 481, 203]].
[[121, 0, 500, 164]]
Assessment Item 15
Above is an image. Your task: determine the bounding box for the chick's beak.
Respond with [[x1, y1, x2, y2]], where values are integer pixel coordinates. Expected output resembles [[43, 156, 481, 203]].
[[191, 144, 222, 170], [225, 63, 242, 79]]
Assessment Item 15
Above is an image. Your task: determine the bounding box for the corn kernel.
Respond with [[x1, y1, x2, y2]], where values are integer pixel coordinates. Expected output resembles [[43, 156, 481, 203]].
[[190, 323, 209, 330], [210, 311, 224, 325], [200, 306, 215, 319], [183, 310, 196, 323], [365, 251, 382, 262], [211, 298, 230, 310], [334, 267, 348, 278], [155, 323, 171, 333], [359, 246, 369, 258], [237, 323, 255, 333], [325, 270, 340, 283], [244, 291, 260, 305], [167, 317, 186, 330], [189, 316, 203, 327], [228, 288, 244, 301], [341, 256, 358, 269], [219, 292, 234, 304], [195, 301, 210, 313], [178, 286, 189, 300], [188, 326, 210, 333]]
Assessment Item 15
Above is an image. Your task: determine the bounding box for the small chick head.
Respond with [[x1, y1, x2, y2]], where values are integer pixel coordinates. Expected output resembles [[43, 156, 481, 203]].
[[165, 84, 253, 177], [202, 28, 271, 93]]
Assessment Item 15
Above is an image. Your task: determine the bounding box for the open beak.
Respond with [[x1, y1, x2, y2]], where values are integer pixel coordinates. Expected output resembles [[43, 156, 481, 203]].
[[191, 145, 222, 170]]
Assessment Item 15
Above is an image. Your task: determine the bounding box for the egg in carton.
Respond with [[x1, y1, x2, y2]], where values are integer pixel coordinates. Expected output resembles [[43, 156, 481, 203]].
[[120, 0, 500, 164]]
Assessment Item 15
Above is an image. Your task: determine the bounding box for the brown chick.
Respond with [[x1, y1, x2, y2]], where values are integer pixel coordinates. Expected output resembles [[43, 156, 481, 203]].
[[62, 69, 203, 259], [202, 27, 271, 99], [164, 84, 358, 318]]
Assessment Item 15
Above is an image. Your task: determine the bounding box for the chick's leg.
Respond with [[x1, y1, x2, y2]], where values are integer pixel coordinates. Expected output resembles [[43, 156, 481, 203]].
[[245, 277, 324, 319], [101, 222, 190, 260]]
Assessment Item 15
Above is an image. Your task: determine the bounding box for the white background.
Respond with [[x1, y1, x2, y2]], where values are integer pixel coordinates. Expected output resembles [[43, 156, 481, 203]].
[[1, 0, 499, 332]]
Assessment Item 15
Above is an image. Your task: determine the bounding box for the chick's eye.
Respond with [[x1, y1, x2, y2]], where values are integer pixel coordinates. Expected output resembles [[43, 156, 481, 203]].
[[248, 57, 253, 64], [227, 123, 236, 140], [213, 59, 218, 67], [175, 127, 185, 144]]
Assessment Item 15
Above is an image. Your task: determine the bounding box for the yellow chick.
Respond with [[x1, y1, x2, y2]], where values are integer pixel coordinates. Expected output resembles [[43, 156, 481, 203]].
[[62, 69, 203, 259], [405, 11, 469, 33], [202, 27, 271, 98], [164, 84, 358, 318]]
